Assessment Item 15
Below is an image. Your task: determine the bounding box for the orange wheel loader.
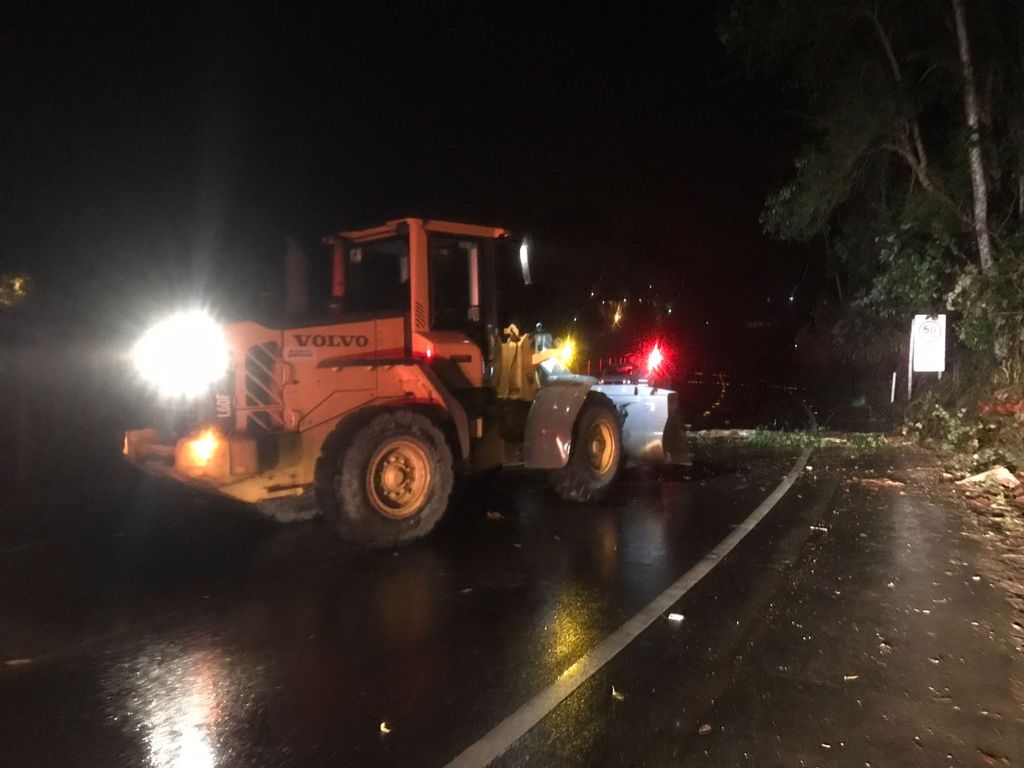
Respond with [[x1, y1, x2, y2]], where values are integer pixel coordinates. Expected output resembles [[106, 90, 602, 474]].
[[124, 218, 687, 548]]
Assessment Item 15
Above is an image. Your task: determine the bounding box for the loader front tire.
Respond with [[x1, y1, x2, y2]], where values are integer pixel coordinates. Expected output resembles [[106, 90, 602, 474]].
[[549, 394, 622, 502], [314, 411, 454, 548]]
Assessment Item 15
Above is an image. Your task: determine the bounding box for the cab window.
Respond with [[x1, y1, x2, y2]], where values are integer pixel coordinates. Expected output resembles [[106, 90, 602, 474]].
[[428, 236, 480, 330], [346, 237, 409, 314]]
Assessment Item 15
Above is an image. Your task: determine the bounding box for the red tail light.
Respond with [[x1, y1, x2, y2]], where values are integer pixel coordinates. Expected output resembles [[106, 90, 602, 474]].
[[647, 343, 664, 375]]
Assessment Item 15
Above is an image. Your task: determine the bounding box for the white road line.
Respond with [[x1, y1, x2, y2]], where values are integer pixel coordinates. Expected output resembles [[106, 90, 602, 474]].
[[445, 446, 814, 768]]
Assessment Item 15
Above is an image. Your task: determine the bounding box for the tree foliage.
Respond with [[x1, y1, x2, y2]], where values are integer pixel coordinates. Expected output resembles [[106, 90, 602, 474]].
[[724, 0, 1024, 364], [947, 244, 1024, 379]]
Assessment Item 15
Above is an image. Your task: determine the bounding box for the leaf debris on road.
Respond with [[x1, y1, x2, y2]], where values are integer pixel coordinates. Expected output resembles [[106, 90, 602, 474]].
[[854, 477, 905, 489]]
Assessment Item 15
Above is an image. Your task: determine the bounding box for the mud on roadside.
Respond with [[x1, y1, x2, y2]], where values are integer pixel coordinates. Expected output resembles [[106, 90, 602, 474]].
[[849, 446, 1024, 657], [694, 431, 1024, 657]]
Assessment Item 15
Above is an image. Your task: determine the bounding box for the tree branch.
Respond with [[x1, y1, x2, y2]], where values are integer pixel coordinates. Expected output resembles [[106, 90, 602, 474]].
[[881, 142, 968, 223], [869, 6, 937, 212], [911, 122, 929, 176], [869, 6, 903, 85]]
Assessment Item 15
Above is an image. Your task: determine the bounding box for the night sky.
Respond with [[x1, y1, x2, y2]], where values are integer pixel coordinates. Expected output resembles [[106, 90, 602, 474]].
[[6, 1, 810, 371]]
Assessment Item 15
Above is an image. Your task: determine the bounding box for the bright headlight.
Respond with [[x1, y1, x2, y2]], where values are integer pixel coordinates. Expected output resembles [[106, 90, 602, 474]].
[[558, 337, 574, 367], [131, 310, 228, 399]]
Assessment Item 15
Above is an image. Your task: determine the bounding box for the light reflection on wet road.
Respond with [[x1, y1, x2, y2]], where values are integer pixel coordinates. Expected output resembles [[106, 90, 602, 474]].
[[0, 447, 796, 768], [118, 646, 227, 768]]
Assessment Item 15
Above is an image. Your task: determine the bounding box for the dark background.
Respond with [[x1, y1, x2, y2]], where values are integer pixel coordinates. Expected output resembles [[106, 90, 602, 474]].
[[5, 1, 814, 372], [2, 0, 831, 382]]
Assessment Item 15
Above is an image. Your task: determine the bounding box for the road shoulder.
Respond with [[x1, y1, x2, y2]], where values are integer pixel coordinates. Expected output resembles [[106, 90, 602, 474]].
[[495, 447, 1024, 767]]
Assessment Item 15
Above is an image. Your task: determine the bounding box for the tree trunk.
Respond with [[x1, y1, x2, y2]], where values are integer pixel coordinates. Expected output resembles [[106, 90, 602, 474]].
[[951, 0, 994, 271], [1018, 171, 1023, 219]]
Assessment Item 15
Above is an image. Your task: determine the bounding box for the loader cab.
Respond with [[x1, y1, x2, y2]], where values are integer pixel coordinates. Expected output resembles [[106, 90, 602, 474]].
[[325, 218, 509, 384], [328, 219, 505, 327]]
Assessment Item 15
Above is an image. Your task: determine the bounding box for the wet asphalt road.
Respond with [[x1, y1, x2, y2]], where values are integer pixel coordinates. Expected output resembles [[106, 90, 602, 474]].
[[1, 443, 806, 768], [2, 378, 1020, 767], [3, 449, 1022, 767]]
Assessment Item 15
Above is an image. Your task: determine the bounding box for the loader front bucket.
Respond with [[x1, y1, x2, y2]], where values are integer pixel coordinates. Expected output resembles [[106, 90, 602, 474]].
[[591, 383, 690, 465]]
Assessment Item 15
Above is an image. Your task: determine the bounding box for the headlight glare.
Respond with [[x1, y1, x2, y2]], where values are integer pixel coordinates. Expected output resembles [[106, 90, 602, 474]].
[[131, 310, 228, 399]]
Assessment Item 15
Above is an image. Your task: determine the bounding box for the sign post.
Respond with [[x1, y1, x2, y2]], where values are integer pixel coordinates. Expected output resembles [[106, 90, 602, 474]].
[[908, 314, 947, 399]]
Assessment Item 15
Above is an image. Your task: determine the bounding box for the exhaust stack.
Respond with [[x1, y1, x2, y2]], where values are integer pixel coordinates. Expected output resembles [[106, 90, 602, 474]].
[[323, 235, 346, 312]]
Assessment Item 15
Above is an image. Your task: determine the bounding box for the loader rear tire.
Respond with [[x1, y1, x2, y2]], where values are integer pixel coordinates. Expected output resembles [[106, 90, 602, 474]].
[[314, 411, 454, 548], [549, 394, 622, 502]]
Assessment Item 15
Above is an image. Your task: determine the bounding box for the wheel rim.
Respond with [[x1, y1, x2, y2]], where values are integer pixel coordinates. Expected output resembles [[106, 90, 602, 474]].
[[366, 438, 432, 519], [586, 418, 616, 476]]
